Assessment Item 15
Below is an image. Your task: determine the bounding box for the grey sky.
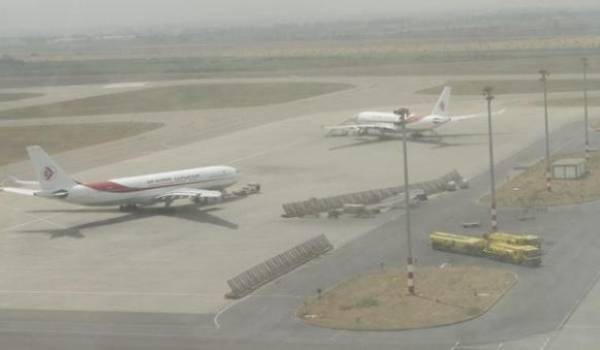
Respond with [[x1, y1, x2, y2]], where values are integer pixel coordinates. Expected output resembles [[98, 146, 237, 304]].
[[2, 0, 599, 36]]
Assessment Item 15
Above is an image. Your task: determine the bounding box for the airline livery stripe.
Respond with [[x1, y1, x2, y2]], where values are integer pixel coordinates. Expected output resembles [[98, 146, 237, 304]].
[[84, 177, 233, 193]]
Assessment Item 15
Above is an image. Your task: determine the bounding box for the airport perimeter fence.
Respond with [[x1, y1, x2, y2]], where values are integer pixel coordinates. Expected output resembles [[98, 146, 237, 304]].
[[226, 234, 333, 299], [281, 170, 463, 218]]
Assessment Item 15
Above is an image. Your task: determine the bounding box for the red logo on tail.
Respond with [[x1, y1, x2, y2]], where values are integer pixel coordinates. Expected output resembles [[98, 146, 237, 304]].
[[43, 166, 55, 181]]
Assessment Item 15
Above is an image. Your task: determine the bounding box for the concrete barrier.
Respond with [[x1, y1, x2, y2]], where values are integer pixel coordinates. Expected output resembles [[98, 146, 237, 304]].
[[225, 234, 333, 299], [282, 170, 463, 218]]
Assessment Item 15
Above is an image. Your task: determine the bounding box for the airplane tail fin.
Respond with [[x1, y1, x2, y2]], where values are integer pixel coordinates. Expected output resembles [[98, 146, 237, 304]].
[[26, 145, 76, 191], [431, 86, 451, 117]]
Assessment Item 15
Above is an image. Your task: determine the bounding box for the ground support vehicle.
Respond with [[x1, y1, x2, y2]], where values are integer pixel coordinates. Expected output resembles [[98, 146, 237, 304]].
[[485, 232, 541, 249], [430, 231, 541, 267], [430, 232, 487, 256], [484, 241, 542, 267]]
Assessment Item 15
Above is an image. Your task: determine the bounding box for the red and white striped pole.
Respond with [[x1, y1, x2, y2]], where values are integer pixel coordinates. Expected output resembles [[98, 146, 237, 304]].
[[491, 203, 498, 233], [407, 257, 415, 294], [540, 70, 552, 192], [484, 87, 498, 233], [583, 57, 590, 161], [395, 107, 416, 295]]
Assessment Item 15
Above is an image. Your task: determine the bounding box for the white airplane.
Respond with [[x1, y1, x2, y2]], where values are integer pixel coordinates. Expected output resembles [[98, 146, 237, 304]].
[[1, 146, 239, 211], [325, 86, 503, 138]]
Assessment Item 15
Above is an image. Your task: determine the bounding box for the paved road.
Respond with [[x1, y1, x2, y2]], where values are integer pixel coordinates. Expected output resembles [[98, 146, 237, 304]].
[[2, 118, 600, 349]]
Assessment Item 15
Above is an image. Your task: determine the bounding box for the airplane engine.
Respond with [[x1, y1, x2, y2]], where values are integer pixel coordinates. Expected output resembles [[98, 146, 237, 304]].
[[192, 196, 222, 205]]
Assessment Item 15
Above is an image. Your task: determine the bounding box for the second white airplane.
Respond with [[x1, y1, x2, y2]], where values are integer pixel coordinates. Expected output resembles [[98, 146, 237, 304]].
[[1, 146, 239, 211], [325, 86, 503, 138]]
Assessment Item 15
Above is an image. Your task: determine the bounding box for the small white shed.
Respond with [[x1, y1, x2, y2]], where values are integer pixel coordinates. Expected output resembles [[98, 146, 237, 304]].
[[552, 158, 587, 179]]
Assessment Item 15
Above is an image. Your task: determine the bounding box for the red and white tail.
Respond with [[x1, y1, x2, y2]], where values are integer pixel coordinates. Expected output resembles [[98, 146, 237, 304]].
[[431, 86, 451, 117], [27, 146, 76, 191]]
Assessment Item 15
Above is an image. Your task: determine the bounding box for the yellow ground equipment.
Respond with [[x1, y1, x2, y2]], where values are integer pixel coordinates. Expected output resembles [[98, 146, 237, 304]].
[[484, 241, 541, 267], [430, 231, 541, 267], [430, 232, 487, 256], [485, 232, 541, 249]]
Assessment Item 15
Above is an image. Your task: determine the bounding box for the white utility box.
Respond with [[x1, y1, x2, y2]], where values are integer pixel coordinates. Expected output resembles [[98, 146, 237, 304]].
[[552, 158, 587, 179]]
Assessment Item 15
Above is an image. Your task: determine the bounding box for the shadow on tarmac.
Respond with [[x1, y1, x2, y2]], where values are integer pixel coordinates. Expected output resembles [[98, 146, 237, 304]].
[[329, 132, 496, 150], [20, 205, 238, 239]]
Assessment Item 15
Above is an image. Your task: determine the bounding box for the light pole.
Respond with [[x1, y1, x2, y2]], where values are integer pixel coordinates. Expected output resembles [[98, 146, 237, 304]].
[[582, 57, 590, 160], [483, 87, 498, 232], [394, 107, 415, 295], [539, 70, 552, 192]]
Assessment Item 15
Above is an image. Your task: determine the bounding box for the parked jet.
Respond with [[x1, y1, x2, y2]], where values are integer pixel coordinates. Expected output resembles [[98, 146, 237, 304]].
[[325, 86, 504, 138], [1, 146, 239, 211]]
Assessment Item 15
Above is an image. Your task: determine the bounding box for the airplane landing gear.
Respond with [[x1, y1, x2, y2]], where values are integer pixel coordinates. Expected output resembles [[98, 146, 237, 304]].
[[410, 130, 441, 142], [428, 130, 442, 142], [119, 204, 138, 212]]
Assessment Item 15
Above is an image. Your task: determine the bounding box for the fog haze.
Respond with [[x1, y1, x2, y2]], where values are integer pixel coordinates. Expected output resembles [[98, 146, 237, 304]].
[[2, 0, 600, 36]]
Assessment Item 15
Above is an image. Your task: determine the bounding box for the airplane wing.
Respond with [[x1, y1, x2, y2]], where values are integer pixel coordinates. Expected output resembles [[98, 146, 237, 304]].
[[155, 188, 223, 202], [1, 187, 40, 196], [449, 108, 506, 122], [324, 123, 398, 132], [8, 176, 40, 187]]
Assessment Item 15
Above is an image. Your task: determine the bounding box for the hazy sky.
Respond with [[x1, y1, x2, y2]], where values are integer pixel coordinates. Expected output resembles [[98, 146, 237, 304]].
[[2, 0, 599, 36]]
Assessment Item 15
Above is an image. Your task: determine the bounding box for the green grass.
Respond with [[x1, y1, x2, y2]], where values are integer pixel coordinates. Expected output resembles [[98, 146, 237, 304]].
[[0, 122, 162, 166], [0, 82, 352, 120], [354, 297, 379, 309], [0, 92, 43, 102], [3, 48, 600, 88], [417, 79, 600, 96]]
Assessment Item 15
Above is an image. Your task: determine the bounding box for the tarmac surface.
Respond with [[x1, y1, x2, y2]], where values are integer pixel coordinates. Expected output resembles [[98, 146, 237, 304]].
[[0, 75, 600, 348]]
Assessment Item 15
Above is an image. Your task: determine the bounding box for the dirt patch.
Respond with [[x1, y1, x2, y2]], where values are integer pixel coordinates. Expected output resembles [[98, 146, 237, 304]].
[[0, 82, 352, 120], [417, 79, 599, 96], [0, 122, 162, 167], [482, 152, 600, 208], [535, 96, 600, 108], [0, 92, 43, 102], [298, 266, 516, 330]]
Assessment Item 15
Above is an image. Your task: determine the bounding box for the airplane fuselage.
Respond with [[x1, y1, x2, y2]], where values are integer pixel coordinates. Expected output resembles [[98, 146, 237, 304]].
[[41, 166, 239, 206], [356, 111, 451, 132]]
